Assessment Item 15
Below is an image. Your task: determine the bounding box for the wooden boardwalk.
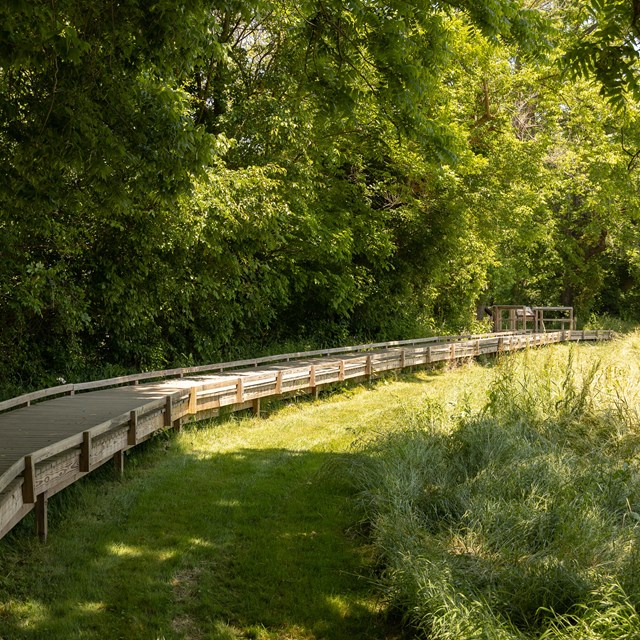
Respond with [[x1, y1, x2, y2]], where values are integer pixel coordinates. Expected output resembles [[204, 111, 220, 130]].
[[0, 329, 612, 542]]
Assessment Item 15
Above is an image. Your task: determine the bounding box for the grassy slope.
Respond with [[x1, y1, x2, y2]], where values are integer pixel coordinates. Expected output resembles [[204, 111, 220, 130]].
[[0, 360, 493, 640]]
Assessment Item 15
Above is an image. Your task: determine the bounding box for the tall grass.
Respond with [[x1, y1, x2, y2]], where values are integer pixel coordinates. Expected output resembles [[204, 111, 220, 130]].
[[355, 333, 640, 639]]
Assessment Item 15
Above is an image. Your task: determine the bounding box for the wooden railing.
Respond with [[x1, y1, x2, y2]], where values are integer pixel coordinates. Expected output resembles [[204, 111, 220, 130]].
[[0, 329, 612, 541], [0, 331, 524, 415]]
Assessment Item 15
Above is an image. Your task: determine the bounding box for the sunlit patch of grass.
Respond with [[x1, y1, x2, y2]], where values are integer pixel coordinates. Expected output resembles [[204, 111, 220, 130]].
[[0, 600, 49, 630], [76, 602, 106, 614], [106, 542, 145, 558]]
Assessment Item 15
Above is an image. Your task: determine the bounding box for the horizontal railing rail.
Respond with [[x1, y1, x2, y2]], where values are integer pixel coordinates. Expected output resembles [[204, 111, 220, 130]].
[[0, 328, 613, 541], [0, 331, 530, 415]]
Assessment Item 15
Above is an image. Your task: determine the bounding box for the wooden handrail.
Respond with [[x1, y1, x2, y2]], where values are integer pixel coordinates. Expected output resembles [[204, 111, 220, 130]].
[[0, 331, 526, 415], [0, 329, 613, 541]]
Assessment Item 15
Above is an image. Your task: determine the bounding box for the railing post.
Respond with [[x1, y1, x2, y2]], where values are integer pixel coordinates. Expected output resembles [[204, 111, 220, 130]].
[[339, 360, 345, 381], [188, 387, 197, 414], [309, 365, 316, 388], [236, 378, 244, 404], [36, 491, 48, 543], [128, 410, 138, 446], [113, 450, 125, 476], [275, 370, 283, 395], [164, 396, 173, 428], [426, 346, 432, 364], [307, 365, 319, 399], [22, 455, 36, 504], [80, 431, 91, 473], [365, 355, 373, 381], [400, 349, 406, 370]]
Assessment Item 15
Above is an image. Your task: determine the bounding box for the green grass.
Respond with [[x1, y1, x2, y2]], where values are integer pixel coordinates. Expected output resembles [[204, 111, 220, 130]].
[[355, 332, 640, 639], [2, 334, 638, 639], [0, 361, 490, 640]]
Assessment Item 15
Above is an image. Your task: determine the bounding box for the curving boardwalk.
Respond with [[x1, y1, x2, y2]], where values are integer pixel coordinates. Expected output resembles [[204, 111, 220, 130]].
[[0, 330, 612, 542]]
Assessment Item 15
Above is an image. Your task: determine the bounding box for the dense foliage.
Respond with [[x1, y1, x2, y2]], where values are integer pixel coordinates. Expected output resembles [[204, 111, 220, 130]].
[[1, 1, 639, 388]]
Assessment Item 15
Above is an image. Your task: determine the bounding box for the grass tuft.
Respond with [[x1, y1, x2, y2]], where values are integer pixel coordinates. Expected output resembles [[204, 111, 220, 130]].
[[355, 333, 640, 639]]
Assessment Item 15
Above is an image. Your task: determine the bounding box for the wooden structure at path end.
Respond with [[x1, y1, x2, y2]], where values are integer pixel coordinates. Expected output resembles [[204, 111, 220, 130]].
[[492, 305, 575, 334]]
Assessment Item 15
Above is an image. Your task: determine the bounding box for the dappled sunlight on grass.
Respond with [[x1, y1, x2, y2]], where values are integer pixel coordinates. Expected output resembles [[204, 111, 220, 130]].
[[0, 356, 509, 639], [76, 602, 107, 615], [106, 542, 146, 558], [0, 599, 50, 630], [1, 447, 397, 638]]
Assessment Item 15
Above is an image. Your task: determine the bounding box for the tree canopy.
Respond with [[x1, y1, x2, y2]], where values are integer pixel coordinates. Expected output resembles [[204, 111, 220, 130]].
[[1, 0, 639, 389]]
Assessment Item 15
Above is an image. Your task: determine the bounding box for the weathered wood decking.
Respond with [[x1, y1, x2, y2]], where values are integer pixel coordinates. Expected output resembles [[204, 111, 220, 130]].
[[0, 329, 612, 542]]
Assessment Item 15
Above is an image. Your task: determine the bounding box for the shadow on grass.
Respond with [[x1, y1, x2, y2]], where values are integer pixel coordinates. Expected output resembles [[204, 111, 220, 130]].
[[0, 445, 395, 640]]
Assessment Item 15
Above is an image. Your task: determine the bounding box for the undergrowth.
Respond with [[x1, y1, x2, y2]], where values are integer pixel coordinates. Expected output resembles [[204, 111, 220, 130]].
[[355, 332, 640, 639]]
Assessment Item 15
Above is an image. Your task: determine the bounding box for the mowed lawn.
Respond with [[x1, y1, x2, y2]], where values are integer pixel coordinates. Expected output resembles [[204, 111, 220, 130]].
[[0, 360, 493, 640]]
